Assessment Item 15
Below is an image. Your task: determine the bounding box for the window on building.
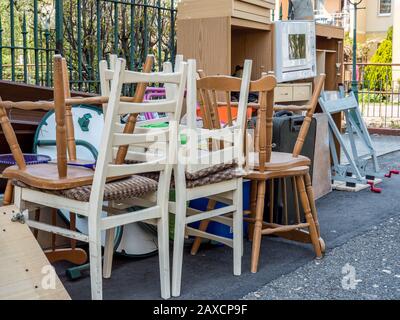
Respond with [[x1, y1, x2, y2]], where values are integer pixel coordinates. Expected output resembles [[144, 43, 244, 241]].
[[379, 0, 392, 15]]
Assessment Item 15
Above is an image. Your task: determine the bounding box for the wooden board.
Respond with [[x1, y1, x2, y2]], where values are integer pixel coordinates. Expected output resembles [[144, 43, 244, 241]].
[[178, 0, 273, 21], [0, 205, 70, 300], [333, 179, 382, 193]]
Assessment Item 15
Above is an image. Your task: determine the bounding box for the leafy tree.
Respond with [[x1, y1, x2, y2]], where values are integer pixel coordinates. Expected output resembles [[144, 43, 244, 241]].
[[0, 0, 176, 92], [363, 26, 393, 91]]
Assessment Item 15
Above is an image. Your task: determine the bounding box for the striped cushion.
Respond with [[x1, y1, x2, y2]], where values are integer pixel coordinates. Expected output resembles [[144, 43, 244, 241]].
[[13, 175, 158, 202]]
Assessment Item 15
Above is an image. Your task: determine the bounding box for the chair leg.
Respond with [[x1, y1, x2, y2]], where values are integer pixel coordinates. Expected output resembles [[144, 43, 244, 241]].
[[281, 178, 288, 225], [172, 192, 187, 297], [232, 180, 243, 276], [33, 209, 41, 239], [292, 177, 301, 224], [248, 180, 258, 241], [88, 220, 103, 300], [251, 180, 266, 274], [157, 210, 171, 299], [2, 180, 13, 206], [269, 179, 274, 223], [190, 199, 216, 255], [296, 175, 322, 259], [304, 173, 320, 238], [103, 227, 116, 279]]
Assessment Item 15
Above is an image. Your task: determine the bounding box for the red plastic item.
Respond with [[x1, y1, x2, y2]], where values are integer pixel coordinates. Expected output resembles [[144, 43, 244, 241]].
[[385, 170, 400, 178], [367, 181, 382, 193]]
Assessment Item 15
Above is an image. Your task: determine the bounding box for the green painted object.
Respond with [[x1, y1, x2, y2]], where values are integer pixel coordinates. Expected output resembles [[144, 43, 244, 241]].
[[142, 122, 187, 145]]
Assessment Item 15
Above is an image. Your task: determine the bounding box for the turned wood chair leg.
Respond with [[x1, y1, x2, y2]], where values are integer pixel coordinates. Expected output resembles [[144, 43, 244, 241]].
[[296, 175, 322, 258], [2, 180, 14, 206], [304, 173, 320, 238], [251, 180, 266, 273], [248, 180, 258, 241], [190, 199, 216, 255]]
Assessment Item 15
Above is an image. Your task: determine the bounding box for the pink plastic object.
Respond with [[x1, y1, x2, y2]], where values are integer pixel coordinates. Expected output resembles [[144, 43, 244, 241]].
[[385, 170, 400, 178], [367, 181, 382, 193]]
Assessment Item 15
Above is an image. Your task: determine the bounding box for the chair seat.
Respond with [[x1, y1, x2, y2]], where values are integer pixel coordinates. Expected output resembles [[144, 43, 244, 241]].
[[248, 151, 311, 172], [245, 166, 310, 180], [185, 167, 242, 188], [124, 160, 241, 189], [137, 167, 242, 189], [3, 163, 96, 191], [13, 175, 158, 202]]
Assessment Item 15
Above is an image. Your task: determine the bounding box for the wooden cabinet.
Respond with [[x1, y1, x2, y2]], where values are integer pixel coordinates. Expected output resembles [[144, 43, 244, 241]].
[[177, 0, 274, 80]]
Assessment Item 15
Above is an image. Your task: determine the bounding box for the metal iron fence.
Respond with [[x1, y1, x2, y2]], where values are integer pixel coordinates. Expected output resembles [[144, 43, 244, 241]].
[[0, 0, 177, 93], [344, 63, 400, 128]]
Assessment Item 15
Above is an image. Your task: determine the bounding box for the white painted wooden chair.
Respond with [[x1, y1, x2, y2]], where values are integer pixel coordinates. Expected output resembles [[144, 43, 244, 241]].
[[11, 57, 188, 300], [171, 59, 252, 297]]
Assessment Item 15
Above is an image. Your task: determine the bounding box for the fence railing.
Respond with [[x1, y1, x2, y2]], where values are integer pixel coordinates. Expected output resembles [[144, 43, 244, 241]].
[[344, 62, 400, 128], [0, 0, 177, 93], [314, 10, 349, 28]]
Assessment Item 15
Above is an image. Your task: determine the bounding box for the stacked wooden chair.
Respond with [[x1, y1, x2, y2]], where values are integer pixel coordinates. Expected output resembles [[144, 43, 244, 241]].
[[246, 74, 326, 273], [0, 55, 155, 264], [168, 59, 252, 297], [189, 72, 326, 273], [1, 56, 188, 299]]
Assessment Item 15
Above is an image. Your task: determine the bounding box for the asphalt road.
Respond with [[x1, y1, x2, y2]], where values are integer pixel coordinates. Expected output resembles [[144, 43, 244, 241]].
[[244, 215, 400, 300]]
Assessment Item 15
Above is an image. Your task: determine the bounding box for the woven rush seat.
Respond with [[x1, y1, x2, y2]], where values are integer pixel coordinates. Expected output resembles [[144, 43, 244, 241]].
[[13, 175, 158, 202], [141, 167, 241, 189], [125, 160, 241, 189]]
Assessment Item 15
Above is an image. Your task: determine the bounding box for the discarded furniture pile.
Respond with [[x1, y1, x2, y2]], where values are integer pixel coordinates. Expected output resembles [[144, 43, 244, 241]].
[[0, 0, 398, 301]]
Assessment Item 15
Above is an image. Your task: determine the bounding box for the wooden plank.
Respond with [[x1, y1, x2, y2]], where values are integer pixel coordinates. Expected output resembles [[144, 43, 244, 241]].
[[316, 24, 344, 40], [178, 0, 273, 20], [234, 1, 270, 15], [233, 10, 270, 23], [0, 205, 70, 300], [230, 17, 271, 30]]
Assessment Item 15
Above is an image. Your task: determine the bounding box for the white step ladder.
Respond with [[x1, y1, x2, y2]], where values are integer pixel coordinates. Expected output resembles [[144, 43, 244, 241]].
[[319, 87, 383, 190]]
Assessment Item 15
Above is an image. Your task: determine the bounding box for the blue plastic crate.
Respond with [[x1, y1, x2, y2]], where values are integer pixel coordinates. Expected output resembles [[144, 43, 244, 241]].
[[189, 181, 251, 245]]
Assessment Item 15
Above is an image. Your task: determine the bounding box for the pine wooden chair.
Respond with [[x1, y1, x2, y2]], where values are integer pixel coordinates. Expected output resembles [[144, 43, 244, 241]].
[[7, 57, 188, 300], [245, 74, 326, 273], [169, 59, 252, 297], [0, 54, 155, 262], [0, 56, 92, 265]]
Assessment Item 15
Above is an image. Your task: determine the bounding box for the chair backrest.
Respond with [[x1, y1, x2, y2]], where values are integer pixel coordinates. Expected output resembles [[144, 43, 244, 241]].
[[0, 55, 72, 176], [90, 58, 187, 205], [61, 57, 78, 162], [249, 75, 277, 172], [292, 74, 326, 158], [184, 59, 252, 173], [100, 55, 155, 165], [52, 55, 70, 178]]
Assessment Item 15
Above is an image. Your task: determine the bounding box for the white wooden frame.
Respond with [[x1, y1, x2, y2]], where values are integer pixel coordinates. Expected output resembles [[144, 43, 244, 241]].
[[14, 57, 188, 300], [170, 59, 252, 297]]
